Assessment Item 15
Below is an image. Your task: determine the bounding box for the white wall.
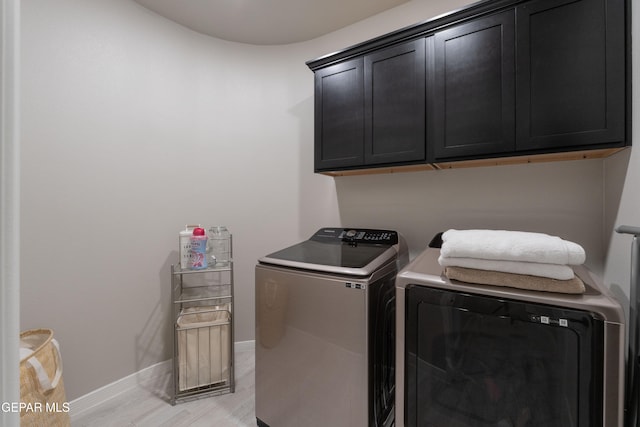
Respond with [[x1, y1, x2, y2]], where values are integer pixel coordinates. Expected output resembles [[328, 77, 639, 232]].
[[20, 0, 338, 400], [20, 0, 636, 403], [334, 160, 605, 266]]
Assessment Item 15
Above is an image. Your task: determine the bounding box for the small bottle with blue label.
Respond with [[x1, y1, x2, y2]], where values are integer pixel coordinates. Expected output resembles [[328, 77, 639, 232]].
[[189, 227, 208, 270]]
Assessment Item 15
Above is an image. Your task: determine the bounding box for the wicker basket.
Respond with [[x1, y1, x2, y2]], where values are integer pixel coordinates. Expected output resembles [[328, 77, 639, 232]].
[[19, 329, 70, 427]]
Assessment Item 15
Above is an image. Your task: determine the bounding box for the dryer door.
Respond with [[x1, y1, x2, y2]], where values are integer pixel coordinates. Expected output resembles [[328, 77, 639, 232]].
[[405, 285, 605, 427]]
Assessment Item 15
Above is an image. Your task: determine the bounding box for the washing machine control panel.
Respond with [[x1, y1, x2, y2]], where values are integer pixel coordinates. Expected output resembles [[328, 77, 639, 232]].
[[311, 228, 398, 245]]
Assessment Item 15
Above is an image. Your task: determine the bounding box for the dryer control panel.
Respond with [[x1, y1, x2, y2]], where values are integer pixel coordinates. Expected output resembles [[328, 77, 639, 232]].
[[310, 228, 398, 245]]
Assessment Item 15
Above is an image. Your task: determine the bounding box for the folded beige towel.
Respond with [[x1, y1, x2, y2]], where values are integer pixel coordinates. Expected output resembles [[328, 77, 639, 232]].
[[445, 266, 586, 294], [438, 255, 576, 280]]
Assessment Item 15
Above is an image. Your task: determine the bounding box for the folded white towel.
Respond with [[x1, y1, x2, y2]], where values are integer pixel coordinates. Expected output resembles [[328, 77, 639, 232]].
[[440, 229, 586, 265], [438, 255, 576, 280]]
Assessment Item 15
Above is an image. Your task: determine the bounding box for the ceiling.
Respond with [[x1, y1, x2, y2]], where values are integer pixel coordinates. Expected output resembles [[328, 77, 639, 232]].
[[133, 0, 409, 45]]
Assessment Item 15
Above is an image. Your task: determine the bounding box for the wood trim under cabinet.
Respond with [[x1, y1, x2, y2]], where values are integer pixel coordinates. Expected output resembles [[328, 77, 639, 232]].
[[320, 163, 436, 177], [319, 147, 628, 176], [433, 147, 627, 170]]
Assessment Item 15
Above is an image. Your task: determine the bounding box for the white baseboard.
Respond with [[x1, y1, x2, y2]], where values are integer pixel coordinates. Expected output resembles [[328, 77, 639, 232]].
[[69, 359, 171, 420], [235, 339, 255, 352], [70, 340, 255, 421]]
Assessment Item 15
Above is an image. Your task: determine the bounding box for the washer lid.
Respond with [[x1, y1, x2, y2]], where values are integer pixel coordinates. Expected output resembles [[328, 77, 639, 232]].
[[259, 228, 399, 276]]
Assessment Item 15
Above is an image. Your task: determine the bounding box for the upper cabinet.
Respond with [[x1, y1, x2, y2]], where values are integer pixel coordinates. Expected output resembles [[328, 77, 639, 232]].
[[307, 0, 629, 174], [514, 0, 625, 151], [365, 38, 426, 166], [314, 58, 365, 171], [313, 39, 426, 172], [432, 11, 515, 160]]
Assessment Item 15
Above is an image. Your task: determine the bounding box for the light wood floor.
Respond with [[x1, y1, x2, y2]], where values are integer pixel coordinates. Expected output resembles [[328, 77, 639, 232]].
[[73, 346, 256, 427]]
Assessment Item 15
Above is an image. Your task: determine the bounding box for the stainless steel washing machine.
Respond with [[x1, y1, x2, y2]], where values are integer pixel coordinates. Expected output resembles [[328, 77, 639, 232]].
[[255, 228, 408, 427]]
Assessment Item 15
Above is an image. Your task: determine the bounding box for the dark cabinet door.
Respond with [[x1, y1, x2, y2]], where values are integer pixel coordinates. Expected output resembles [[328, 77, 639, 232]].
[[432, 11, 516, 160], [314, 58, 364, 171], [364, 38, 426, 165], [516, 0, 625, 151]]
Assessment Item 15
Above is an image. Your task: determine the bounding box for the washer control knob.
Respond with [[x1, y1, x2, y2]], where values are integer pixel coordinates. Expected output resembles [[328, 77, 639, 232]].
[[345, 229, 357, 238]]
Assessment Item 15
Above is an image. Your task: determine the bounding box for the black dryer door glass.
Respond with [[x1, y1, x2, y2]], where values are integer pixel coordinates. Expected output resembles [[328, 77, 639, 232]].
[[405, 285, 604, 427]]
